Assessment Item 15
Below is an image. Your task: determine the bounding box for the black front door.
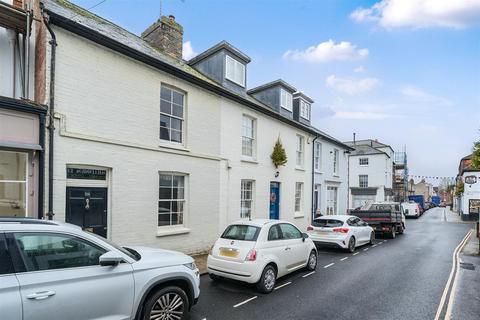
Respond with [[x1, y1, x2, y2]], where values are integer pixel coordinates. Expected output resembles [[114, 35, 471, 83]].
[[66, 187, 107, 237]]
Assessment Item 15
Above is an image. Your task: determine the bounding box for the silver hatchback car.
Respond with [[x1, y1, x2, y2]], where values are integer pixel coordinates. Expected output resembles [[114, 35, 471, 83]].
[[0, 218, 200, 320]]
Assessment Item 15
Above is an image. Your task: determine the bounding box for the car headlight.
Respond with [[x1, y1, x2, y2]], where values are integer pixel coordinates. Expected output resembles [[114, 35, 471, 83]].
[[184, 262, 197, 270]]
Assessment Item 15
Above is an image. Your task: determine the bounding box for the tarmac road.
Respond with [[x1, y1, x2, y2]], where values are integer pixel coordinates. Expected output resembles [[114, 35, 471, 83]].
[[187, 208, 473, 320]]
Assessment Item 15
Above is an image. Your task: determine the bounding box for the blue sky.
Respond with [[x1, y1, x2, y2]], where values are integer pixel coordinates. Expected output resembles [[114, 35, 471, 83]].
[[71, 0, 480, 184]]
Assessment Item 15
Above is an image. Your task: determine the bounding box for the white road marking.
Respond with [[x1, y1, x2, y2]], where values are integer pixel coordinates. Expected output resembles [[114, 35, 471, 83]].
[[340, 257, 348, 261], [233, 296, 257, 308], [353, 252, 359, 256], [434, 229, 473, 320], [274, 281, 292, 290], [378, 242, 383, 245], [372, 245, 377, 247], [363, 248, 369, 251], [324, 263, 334, 268], [302, 271, 316, 278]]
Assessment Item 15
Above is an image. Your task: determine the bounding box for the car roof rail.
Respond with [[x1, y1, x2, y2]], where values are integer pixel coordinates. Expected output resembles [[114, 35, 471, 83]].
[[0, 217, 60, 225]]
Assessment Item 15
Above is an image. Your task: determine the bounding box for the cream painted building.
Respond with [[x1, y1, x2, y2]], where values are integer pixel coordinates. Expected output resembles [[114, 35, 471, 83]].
[[36, 0, 350, 253]]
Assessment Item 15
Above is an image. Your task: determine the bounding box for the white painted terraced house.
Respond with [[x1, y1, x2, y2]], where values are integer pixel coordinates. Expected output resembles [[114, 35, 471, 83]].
[[38, 0, 351, 253]]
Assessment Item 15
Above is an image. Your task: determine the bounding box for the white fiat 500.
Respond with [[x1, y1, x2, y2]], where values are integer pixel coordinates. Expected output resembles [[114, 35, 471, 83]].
[[207, 219, 317, 293], [307, 215, 374, 253]]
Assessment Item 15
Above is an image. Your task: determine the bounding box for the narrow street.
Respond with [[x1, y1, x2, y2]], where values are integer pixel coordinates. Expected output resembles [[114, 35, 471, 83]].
[[188, 208, 473, 320]]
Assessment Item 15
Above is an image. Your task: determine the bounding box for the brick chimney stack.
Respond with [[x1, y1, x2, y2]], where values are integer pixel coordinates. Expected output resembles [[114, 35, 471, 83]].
[[141, 15, 183, 60], [13, 0, 24, 9]]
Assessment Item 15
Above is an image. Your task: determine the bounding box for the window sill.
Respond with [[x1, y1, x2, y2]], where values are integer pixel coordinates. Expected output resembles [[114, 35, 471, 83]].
[[314, 170, 324, 174], [294, 213, 305, 219], [295, 167, 306, 172], [333, 174, 340, 178], [158, 142, 189, 152], [241, 158, 258, 164], [156, 227, 191, 237]]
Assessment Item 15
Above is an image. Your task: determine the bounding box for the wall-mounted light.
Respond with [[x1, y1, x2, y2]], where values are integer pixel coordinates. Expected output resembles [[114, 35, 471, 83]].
[[275, 171, 280, 178]]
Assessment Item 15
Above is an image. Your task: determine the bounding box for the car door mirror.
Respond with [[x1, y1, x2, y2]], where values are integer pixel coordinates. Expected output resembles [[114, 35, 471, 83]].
[[302, 233, 308, 242], [99, 251, 125, 266]]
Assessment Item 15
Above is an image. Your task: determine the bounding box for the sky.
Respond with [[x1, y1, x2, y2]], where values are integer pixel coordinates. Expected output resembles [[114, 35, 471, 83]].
[[70, 0, 480, 184]]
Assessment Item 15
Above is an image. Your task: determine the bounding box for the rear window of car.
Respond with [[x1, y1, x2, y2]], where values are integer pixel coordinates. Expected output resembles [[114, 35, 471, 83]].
[[221, 225, 260, 241], [312, 219, 343, 228]]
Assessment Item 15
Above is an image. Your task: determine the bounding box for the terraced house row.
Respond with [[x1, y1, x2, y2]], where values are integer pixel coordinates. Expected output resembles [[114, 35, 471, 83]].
[[0, 0, 352, 254]]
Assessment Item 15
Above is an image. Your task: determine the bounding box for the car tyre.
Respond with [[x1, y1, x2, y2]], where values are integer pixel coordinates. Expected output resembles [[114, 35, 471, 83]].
[[347, 236, 356, 253], [209, 273, 222, 281], [369, 232, 375, 245], [390, 228, 396, 239], [143, 286, 189, 320], [306, 250, 317, 271], [398, 225, 404, 234], [256, 265, 277, 294]]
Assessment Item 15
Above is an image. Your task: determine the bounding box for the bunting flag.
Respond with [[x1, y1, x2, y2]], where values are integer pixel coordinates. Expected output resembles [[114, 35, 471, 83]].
[[407, 175, 456, 180]]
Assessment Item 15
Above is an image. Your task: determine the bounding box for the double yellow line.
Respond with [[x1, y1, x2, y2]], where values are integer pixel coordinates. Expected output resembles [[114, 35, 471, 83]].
[[434, 229, 473, 320]]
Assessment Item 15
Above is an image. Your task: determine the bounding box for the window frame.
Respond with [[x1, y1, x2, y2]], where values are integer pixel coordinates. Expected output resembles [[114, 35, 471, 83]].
[[11, 232, 107, 272], [241, 115, 256, 158], [225, 55, 246, 87], [300, 99, 311, 120], [158, 172, 187, 228], [296, 135, 305, 168], [240, 179, 255, 219], [280, 89, 293, 111], [314, 142, 322, 171], [294, 182, 303, 213], [326, 186, 338, 215], [267, 224, 282, 241], [160, 85, 186, 145], [0, 150, 28, 217], [279, 223, 303, 240], [333, 149, 339, 174], [359, 174, 369, 188], [359, 158, 369, 166]]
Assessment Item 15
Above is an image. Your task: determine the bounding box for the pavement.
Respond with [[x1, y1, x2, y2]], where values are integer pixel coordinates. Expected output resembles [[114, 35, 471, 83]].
[[185, 208, 475, 320]]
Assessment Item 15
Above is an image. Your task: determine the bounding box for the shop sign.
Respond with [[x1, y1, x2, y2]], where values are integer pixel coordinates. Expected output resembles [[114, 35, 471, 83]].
[[464, 175, 477, 185], [67, 168, 106, 180]]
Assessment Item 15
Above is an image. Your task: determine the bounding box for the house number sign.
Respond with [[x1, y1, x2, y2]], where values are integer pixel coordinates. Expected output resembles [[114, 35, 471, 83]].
[[464, 175, 477, 185], [67, 168, 106, 180]]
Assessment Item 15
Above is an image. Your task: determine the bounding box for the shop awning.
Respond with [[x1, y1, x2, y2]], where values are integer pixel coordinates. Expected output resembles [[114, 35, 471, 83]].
[[0, 141, 42, 151], [0, 1, 27, 33]]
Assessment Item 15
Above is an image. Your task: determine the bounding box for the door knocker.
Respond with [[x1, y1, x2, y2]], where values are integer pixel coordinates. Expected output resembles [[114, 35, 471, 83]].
[[85, 198, 90, 210]]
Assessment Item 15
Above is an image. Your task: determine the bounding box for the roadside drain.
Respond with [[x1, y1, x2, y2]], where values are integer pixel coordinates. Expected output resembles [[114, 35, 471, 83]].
[[459, 262, 475, 270]]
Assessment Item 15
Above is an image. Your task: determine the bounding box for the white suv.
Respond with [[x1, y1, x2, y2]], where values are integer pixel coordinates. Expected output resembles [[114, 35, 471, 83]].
[[0, 218, 200, 320]]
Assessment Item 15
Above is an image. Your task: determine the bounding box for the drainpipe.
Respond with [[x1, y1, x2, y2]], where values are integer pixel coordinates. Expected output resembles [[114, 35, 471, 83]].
[[42, 9, 57, 220], [38, 113, 45, 219], [8, 30, 16, 97], [311, 135, 320, 222], [24, 0, 31, 99]]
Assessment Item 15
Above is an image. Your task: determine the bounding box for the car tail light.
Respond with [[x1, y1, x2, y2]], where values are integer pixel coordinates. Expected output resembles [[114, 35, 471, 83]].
[[415, 208, 418, 213], [307, 225, 314, 231], [246, 249, 257, 261], [333, 228, 349, 233]]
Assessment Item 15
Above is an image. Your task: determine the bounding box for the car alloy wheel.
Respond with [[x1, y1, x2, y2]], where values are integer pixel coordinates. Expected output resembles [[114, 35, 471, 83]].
[[257, 265, 277, 293], [149, 292, 184, 320], [307, 251, 317, 270], [348, 237, 356, 253]]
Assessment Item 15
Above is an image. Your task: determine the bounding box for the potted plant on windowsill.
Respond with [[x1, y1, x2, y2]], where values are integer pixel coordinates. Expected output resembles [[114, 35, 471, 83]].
[[271, 138, 287, 176]]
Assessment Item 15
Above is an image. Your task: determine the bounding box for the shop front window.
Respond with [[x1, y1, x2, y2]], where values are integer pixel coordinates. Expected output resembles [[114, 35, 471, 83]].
[[0, 151, 27, 217]]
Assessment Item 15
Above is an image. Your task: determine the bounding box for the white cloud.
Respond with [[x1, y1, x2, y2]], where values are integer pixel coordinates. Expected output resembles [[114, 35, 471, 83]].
[[351, 0, 480, 29], [283, 40, 368, 63], [182, 41, 197, 60], [326, 75, 380, 95], [333, 111, 392, 120], [354, 65, 366, 73], [401, 86, 452, 105]]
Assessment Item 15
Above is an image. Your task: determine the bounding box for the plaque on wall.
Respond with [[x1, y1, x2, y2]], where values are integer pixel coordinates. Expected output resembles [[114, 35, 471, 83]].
[[67, 168, 106, 180], [464, 175, 477, 185]]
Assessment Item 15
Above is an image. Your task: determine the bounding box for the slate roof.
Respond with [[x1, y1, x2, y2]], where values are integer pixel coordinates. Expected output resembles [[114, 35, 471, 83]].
[[41, 0, 352, 150]]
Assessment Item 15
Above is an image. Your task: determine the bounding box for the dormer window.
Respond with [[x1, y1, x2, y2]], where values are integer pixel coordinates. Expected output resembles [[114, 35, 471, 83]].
[[280, 89, 293, 111], [300, 100, 310, 120], [225, 55, 245, 87]]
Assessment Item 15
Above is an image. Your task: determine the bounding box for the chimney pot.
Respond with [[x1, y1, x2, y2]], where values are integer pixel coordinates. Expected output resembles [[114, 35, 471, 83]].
[[169, 15, 175, 22]]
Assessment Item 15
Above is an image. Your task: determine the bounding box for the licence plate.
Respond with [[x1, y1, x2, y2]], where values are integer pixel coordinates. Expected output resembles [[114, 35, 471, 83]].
[[219, 248, 239, 258], [316, 231, 329, 236]]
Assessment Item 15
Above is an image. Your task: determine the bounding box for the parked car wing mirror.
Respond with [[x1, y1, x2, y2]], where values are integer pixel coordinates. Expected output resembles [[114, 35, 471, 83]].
[[99, 251, 125, 266], [302, 233, 308, 242]]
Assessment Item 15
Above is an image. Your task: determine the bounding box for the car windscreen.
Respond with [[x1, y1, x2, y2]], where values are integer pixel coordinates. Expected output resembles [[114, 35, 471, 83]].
[[221, 225, 260, 241], [312, 219, 343, 228]]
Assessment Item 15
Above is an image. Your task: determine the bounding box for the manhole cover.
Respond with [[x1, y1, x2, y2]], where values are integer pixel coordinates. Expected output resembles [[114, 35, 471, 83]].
[[460, 262, 475, 270]]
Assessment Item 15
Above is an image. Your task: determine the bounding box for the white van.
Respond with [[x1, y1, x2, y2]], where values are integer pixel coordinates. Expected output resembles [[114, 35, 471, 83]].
[[402, 202, 421, 218]]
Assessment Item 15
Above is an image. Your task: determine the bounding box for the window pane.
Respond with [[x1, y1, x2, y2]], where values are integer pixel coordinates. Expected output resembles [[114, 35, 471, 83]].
[[159, 174, 172, 187], [280, 224, 302, 239], [158, 201, 171, 213], [171, 130, 182, 143], [171, 118, 182, 131], [173, 175, 184, 188], [160, 115, 170, 128], [0, 182, 26, 217], [161, 87, 171, 101], [158, 213, 171, 226], [160, 128, 170, 141], [171, 212, 183, 225], [14, 233, 105, 271], [172, 104, 183, 118], [172, 187, 184, 199], [172, 91, 184, 106], [0, 151, 27, 181], [160, 99, 172, 114], [159, 187, 172, 200]]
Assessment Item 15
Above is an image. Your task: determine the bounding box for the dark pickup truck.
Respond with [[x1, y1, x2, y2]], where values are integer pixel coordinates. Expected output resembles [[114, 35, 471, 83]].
[[350, 202, 406, 238]]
